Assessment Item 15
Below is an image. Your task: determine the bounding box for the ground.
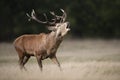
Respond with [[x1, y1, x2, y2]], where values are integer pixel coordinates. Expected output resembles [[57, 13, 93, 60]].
[[0, 39, 120, 80]]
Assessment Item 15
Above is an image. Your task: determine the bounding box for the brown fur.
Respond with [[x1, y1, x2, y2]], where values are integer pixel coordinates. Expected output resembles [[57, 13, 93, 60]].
[[14, 9, 70, 71], [13, 31, 63, 71]]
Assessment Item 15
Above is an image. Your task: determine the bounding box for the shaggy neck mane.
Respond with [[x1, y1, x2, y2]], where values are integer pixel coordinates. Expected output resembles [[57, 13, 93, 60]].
[[46, 31, 63, 51]]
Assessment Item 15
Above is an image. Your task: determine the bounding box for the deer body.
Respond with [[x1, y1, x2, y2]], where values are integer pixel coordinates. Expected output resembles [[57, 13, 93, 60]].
[[13, 9, 70, 71], [14, 32, 63, 59]]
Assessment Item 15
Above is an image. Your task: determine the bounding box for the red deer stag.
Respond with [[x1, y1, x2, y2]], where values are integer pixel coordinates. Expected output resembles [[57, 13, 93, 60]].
[[13, 9, 70, 71]]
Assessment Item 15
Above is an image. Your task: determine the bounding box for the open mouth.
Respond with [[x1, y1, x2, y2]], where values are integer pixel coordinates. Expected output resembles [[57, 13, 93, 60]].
[[66, 22, 70, 31], [67, 22, 70, 28]]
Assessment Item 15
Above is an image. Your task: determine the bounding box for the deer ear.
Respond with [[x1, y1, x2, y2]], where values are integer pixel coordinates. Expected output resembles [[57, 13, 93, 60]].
[[47, 26, 57, 31]]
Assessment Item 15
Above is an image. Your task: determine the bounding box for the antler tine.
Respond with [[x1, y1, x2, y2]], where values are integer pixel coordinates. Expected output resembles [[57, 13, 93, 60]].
[[43, 13, 49, 22], [26, 12, 32, 21], [50, 11, 55, 16], [31, 9, 35, 18], [60, 9, 67, 22], [50, 11, 61, 20], [26, 9, 36, 21], [44, 11, 57, 25], [50, 9, 67, 23], [26, 9, 47, 24], [44, 13, 56, 25]]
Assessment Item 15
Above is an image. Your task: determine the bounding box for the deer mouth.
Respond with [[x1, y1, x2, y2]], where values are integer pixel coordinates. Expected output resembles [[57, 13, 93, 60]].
[[66, 22, 70, 31]]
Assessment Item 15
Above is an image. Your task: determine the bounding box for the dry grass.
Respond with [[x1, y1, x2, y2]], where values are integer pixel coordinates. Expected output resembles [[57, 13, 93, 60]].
[[0, 39, 120, 80]]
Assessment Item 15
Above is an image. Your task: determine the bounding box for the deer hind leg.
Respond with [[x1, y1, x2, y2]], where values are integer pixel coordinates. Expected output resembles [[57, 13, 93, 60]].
[[50, 56, 62, 71], [18, 52, 25, 70], [19, 55, 26, 70], [15, 47, 26, 70]]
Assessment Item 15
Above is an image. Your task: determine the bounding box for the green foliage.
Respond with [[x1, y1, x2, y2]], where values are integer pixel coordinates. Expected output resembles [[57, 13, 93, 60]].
[[0, 0, 120, 41]]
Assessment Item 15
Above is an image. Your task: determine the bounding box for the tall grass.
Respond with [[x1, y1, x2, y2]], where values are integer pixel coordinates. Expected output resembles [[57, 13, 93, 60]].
[[0, 39, 120, 80]]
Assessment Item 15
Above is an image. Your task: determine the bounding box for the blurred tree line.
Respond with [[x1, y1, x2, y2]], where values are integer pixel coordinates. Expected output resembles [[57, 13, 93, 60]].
[[0, 0, 120, 41]]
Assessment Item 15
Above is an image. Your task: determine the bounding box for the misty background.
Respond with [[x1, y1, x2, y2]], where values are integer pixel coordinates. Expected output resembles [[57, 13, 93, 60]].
[[0, 0, 120, 41], [0, 1, 120, 80]]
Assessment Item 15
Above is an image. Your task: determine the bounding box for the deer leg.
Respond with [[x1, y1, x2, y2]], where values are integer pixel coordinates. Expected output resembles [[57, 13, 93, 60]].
[[50, 56, 62, 71], [15, 48, 25, 70], [36, 55, 43, 71], [19, 55, 25, 70], [19, 55, 30, 71], [22, 55, 30, 68], [18, 54, 27, 70]]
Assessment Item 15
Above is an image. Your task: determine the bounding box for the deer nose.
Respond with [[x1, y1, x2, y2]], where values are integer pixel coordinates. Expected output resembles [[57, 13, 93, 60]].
[[66, 22, 70, 28]]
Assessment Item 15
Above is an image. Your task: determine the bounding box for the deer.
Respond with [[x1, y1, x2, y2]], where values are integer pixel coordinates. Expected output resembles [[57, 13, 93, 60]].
[[13, 9, 70, 71]]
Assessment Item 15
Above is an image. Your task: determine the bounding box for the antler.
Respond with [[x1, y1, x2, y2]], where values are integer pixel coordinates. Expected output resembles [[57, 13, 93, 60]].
[[26, 9, 67, 25], [60, 9, 67, 22], [50, 9, 67, 23], [26, 9, 56, 25], [26, 9, 47, 24]]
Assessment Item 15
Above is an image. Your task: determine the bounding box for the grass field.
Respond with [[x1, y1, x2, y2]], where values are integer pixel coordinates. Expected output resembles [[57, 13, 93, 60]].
[[0, 39, 120, 80]]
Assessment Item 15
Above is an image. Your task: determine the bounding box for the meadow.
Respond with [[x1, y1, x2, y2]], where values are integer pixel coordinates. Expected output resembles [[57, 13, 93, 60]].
[[0, 39, 120, 80]]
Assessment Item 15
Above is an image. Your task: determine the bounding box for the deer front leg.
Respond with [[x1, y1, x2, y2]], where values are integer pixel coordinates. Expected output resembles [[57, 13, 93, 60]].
[[36, 55, 43, 71], [50, 56, 62, 71]]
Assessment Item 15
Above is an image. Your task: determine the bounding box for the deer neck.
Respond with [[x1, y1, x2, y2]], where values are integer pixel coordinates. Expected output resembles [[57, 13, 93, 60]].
[[48, 31, 63, 43], [46, 31, 63, 52]]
